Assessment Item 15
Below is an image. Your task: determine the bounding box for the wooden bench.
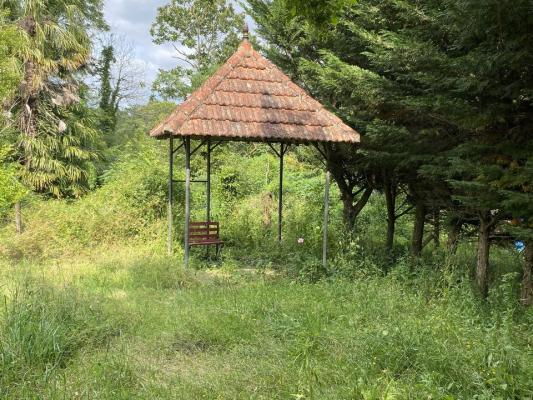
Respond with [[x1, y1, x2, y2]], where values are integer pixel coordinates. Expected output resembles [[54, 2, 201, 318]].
[[188, 221, 224, 257]]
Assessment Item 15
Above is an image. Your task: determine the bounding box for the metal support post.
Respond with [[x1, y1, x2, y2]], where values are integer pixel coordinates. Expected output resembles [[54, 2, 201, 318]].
[[206, 139, 211, 223], [278, 143, 284, 243], [323, 149, 331, 271], [184, 138, 191, 267], [167, 136, 174, 256]]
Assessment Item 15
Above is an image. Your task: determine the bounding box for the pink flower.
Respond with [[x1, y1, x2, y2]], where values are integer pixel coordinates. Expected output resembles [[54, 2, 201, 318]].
[[297, 238, 305, 245]]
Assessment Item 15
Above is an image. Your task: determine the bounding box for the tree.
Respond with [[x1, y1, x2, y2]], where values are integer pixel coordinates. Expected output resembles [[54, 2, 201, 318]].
[[0, 145, 27, 230], [1, 0, 106, 231], [150, 0, 244, 101], [95, 35, 145, 139], [248, 0, 533, 300], [98, 45, 114, 113], [0, 9, 25, 101], [285, 0, 356, 25], [438, 0, 533, 297], [247, 0, 458, 252]]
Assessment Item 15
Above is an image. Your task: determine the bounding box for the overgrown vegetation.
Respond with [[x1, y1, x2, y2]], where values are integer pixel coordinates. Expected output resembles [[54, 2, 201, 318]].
[[0, 0, 532, 397], [0, 246, 531, 398]]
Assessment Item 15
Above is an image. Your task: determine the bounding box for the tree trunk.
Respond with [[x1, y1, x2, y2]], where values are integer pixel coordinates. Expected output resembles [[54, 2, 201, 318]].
[[521, 239, 533, 306], [15, 202, 23, 234], [476, 213, 491, 298], [433, 210, 440, 247], [446, 218, 462, 254], [384, 178, 396, 253], [341, 187, 373, 231], [411, 200, 426, 257]]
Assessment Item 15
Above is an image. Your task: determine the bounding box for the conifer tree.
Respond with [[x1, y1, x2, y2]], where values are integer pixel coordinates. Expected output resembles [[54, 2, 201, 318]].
[[248, 0, 533, 299]]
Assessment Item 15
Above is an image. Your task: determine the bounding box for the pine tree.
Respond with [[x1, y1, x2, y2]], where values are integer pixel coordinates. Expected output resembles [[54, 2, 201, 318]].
[[249, 0, 533, 299], [438, 0, 533, 296], [247, 0, 459, 251]]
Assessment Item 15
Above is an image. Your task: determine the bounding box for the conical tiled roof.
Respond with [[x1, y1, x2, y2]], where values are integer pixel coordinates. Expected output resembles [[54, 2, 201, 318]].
[[150, 39, 360, 144]]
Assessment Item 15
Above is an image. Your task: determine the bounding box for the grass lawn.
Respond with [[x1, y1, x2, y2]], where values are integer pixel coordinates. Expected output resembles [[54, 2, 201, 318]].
[[0, 246, 531, 399]]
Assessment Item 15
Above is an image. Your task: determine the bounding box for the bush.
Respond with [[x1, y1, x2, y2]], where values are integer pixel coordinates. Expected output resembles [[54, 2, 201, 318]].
[[0, 137, 171, 261]]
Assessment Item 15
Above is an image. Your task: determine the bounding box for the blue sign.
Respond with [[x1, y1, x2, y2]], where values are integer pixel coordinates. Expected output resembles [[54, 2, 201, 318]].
[[515, 241, 525, 253]]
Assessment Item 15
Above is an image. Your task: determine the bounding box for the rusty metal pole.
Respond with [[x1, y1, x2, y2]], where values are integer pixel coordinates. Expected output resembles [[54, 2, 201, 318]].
[[206, 139, 211, 223], [206, 139, 211, 258], [184, 138, 191, 267], [278, 143, 284, 243], [167, 136, 174, 256], [323, 151, 331, 271]]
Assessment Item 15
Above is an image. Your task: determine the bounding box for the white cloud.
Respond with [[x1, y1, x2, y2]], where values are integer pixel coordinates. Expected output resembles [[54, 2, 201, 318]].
[[102, 0, 255, 103], [104, 0, 175, 88]]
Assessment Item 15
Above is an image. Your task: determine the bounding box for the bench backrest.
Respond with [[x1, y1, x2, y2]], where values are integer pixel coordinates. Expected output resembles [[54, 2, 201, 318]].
[[188, 221, 220, 244]]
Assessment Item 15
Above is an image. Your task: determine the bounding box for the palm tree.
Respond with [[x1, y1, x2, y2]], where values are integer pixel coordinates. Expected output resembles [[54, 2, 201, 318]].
[[1, 0, 106, 231]]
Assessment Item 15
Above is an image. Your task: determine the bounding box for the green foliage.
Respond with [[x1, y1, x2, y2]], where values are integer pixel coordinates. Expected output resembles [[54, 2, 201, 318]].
[[150, 0, 244, 100], [0, 282, 126, 394], [113, 101, 177, 150], [0, 10, 25, 100], [97, 45, 117, 134], [98, 45, 115, 112], [2, 0, 107, 198], [151, 63, 219, 102], [247, 0, 533, 295], [0, 142, 168, 259], [1, 1, 532, 394], [0, 248, 531, 398], [128, 255, 200, 290], [0, 146, 27, 217], [18, 93, 102, 198], [284, 0, 356, 25]]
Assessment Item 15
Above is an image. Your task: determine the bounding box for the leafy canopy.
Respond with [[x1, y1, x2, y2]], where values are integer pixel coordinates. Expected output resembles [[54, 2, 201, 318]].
[[2, 0, 107, 197], [150, 0, 244, 101]]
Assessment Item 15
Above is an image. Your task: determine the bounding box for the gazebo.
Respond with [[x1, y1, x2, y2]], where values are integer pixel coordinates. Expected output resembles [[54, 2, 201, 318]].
[[150, 27, 360, 268]]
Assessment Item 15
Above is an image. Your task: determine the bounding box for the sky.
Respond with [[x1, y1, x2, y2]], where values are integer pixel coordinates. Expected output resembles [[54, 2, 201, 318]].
[[103, 0, 251, 102], [103, 0, 175, 92]]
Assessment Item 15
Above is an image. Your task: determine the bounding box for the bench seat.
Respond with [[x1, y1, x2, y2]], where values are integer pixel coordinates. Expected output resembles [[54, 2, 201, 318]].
[[188, 221, 224, 257]]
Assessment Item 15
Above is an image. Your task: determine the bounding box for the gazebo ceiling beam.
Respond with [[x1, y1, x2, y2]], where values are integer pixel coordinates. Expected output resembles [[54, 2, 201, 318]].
[[160, 134, 324, 147], [210, 140, 224, 152], [190, 139, 208, 157], [267, 142, 281, 158], [313, 143, 328, 161], [173, 179, 207, 183], [172, 141, 184, 155]]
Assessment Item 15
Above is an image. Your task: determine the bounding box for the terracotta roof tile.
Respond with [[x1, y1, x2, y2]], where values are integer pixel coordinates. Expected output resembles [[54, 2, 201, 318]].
[[150, 39, 360, 144], [227, 67, 284, 82]]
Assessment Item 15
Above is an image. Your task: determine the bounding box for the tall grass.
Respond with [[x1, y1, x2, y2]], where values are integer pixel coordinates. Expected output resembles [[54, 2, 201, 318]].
[[0, 132, 531, 397], [0, 247, 530, 398], [0, 282, 128, 397]]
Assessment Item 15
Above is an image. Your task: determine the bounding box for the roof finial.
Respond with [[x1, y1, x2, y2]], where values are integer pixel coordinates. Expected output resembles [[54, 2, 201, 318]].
[[242, 22, 249, 40]]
